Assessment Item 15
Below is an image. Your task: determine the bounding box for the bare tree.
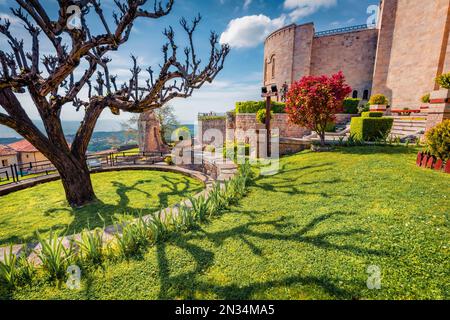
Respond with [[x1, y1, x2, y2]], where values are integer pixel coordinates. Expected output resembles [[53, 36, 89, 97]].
[[0, 0, 229, 207]]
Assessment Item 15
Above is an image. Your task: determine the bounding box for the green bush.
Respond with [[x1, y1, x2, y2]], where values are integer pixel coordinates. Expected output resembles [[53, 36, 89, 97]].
[[256, 109, 273, 124], [235, 101, 286, 114], [164, 156, 174, 166], [350, 117, 394, 141], [368, 94, 389, 106], [172, 126, 191, 141], [425, 120, 450, 160], [343, 98, 360, 114], [361, 111, 383, 118], [198, 115, 226, 121], [435, 73, 450, 89], [421, 93, 430, 104]]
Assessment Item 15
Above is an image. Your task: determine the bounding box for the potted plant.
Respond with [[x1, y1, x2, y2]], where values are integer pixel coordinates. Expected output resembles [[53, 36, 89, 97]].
[[429, 72, 450, 105], [368, 94, 389, 112]]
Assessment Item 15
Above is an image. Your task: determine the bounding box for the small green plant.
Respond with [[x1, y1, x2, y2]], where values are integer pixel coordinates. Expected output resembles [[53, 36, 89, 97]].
[[77, 229, 105, 267], [113, 217, 150, 259], [208, 183, 227, 215], [164, 156, 174, 165], [435, 73, 450, 89], [338, 136, 345, 146], [147, 211, 169, 243], [0, 245, 18, 288], [256, 109, 273, 124], [368, 94, 388, 106], [421, 93, 430, 104], [170, 206, 196, 232], [189, 195, 210, 222], [425, 120, 450, 160], [36, 232, 74, 283]]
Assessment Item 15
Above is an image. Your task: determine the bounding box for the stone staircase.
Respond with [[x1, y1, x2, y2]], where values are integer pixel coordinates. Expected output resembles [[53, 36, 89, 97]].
[[390, 117, 427, 139]]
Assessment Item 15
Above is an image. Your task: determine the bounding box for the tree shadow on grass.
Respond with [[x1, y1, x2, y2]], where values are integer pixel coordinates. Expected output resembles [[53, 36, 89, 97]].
[[0, 176, 202, 246], [334, 145, 418, 156], [154, 211, 388, 300]]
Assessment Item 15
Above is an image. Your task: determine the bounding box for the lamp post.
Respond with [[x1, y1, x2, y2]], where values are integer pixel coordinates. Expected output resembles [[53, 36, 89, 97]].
[[261, 85, 278, 157]]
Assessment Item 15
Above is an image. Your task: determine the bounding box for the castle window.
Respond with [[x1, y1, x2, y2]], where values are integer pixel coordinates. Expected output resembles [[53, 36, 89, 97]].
[[363, 90, 369, 100], [352, 90, 358, 99]]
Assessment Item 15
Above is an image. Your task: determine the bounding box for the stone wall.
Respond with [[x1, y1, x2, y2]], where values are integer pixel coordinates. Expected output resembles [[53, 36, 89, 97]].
[[232, 113, 311, 143], [311, 29, 378, 100], [198, 118, 226, 146], [372, 0, 450, 109]]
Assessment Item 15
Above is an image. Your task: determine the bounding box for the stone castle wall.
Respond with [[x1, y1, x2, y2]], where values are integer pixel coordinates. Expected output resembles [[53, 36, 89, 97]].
[[372, 0, 450, 109], [311, 29, 378, 98], [232, 113, 311, 144], [264, 23, 378, 101], [264, 0, 450, 111]]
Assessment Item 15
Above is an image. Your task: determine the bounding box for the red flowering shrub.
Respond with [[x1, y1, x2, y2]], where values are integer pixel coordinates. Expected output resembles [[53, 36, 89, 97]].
[[286, 71, 352, 146]]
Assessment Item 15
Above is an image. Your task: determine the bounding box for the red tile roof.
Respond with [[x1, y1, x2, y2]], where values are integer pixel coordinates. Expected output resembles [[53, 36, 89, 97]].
[[0, 144, 17, 156], [8, 140, 39, 152]]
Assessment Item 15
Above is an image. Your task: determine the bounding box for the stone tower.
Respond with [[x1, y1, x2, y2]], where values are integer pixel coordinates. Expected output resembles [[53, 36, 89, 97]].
[[138, 110, 168, 153]]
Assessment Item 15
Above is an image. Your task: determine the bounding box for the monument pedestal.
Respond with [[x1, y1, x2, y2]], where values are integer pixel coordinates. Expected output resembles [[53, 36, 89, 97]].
[[426, 89, 450, 132]]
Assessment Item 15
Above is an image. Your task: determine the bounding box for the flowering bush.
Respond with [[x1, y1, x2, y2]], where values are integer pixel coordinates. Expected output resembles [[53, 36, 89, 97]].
[[426, 120, 450, 161], [286, 71, 352, 146]]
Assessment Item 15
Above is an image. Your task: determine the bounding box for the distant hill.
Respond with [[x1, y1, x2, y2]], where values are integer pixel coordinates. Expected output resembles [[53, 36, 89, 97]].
[[0, 119, 123, 139]]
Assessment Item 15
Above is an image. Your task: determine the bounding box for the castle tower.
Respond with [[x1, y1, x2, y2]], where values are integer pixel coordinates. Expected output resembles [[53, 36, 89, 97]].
[[372, 0, 450, 108], [138, 111, 168, 153]]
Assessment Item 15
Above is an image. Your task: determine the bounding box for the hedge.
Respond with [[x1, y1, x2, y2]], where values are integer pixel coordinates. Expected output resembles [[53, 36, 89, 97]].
[[343, 98, 360, 114], [235, 101, 286, 114], [350, 117, 394, 141], [361, 111, 383, 118]]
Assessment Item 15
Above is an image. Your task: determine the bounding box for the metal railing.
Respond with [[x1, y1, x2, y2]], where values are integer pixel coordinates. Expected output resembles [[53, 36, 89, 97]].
[[0, 150, 167, 187], [315, 24, 370, 37]]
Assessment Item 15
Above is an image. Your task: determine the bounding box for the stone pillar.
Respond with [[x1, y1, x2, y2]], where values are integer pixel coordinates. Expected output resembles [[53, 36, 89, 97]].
[[138, 110, 168, 153], [425, 89, 450, 132]]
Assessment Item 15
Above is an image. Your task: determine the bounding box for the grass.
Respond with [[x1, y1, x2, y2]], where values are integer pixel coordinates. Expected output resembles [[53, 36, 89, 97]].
[[5, 146, 450, 300], [0, 171, 57, 186], [0, 170, 203, 246]]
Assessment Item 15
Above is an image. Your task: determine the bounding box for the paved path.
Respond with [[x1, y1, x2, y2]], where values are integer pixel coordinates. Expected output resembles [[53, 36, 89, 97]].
[[0, 164, 238, 264]]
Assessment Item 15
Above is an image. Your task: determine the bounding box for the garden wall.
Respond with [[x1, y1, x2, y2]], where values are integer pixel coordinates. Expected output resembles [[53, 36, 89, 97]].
[[232, 113, 311, 143], [198, 118, 226, 146]]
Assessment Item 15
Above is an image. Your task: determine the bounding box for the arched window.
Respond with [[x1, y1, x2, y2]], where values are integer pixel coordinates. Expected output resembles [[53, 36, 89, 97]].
[[363, 90, 369, 100], [352, 90, 358, 99]]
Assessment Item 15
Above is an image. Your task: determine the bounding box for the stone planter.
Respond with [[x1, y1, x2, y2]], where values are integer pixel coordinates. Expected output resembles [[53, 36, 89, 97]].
[[426, 89, 450, 132], [369, 104, 387, 112]]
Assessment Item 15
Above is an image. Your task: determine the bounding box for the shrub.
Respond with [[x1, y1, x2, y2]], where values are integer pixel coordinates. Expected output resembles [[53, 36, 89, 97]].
[[343, 98, 360, 114], [198, 115, 226, 121], [435, 73, 450, 89], [36, 232, 74, 282], [426, 120, 450, 160], [361, 111, 383, 118], [188, 195, 210, 222], [172, 126, 191, 142], [170, 206, 197, 232], [256, 109, 273, 124], [164, 156, 174, 165], [421, 93, 430, 104], [350, 117, 394, 141], [368, 94, 388, 105], [235, 101, 286, 114]]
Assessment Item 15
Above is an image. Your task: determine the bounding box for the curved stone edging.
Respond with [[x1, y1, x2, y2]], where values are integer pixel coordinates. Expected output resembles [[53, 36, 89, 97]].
[[0, 164, 237, 264], [0, 164, 212, 197]]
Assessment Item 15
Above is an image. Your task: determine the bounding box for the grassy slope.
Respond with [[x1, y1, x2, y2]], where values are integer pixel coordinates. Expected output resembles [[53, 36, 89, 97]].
[[9, 146, 450, 300], [0, 171, 203, 245]]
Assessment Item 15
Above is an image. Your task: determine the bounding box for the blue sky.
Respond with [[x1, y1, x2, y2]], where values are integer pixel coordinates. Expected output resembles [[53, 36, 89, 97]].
[[0, 0, 377, 127]]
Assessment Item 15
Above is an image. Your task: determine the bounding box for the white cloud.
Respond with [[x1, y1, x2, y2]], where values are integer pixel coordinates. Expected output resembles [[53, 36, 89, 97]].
[[284, 0, 337, 21], [220, 14, 286, 48]]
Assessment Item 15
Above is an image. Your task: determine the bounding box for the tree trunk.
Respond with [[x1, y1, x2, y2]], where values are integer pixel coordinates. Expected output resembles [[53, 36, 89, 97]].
[[54, 155, 97, 208]]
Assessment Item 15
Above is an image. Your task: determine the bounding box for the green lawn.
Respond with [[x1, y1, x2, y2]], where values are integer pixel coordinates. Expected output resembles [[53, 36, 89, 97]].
[[7, 146, 450, 300], [0, 170, 204, 246]]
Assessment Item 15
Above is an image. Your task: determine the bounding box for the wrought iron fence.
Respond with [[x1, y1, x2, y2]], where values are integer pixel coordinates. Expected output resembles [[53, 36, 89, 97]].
[[0, 150, 166, 187]]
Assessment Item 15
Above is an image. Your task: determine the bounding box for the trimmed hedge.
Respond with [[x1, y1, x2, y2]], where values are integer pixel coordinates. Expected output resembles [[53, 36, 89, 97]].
[[361, 111, 383, 118], [235, 101, 286, 114], [343, 98, 360, 114], [350, 117, 394, 141]]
